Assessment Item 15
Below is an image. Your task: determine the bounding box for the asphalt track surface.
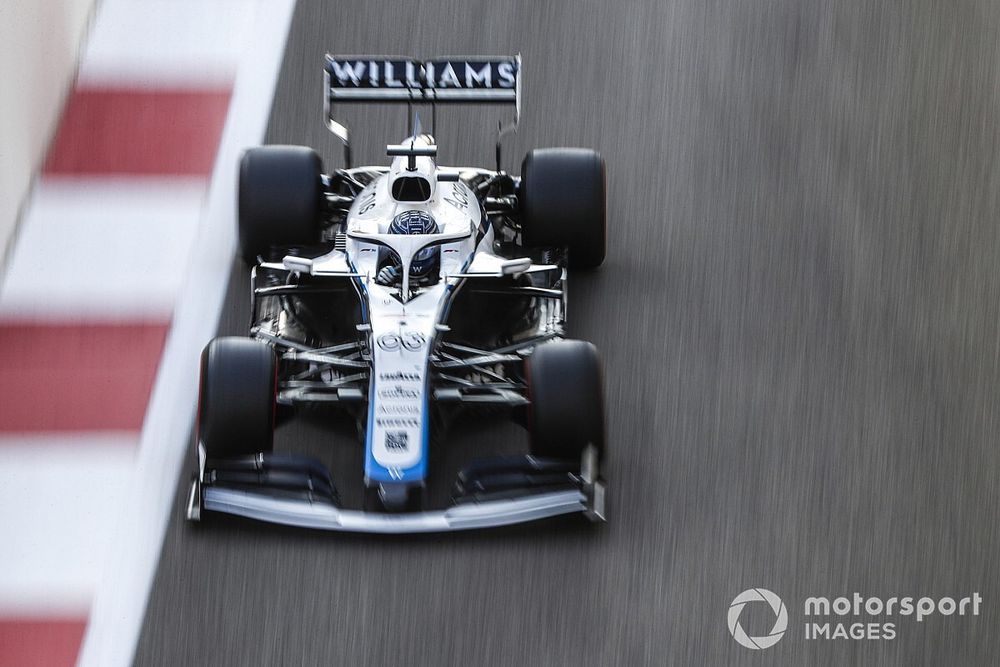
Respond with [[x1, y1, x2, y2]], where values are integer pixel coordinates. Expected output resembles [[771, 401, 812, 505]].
[[136, 0, 1000, 664]]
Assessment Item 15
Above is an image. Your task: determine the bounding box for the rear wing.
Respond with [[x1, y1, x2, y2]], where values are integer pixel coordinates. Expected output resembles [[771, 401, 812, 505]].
[[324, 55, 521, 168]]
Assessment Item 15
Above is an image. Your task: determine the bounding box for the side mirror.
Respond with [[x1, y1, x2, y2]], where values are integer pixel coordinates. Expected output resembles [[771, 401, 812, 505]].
[[282, 255, 314, 274], [500, 257, 532, 276]]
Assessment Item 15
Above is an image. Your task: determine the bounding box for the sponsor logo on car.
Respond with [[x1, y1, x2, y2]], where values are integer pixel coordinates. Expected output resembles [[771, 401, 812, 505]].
[[378, 404, 420, 415], [376, 332, 426, 352], [385, 432, 409, 450], [378, 386, 420, 399], [379, 371, 422, 382], [376, 417, 420, 429], [328, 58, 517, 91]]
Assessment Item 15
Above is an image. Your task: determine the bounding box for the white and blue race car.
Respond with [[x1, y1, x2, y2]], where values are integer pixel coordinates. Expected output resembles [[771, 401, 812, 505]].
[[186, 56, 607, 533]]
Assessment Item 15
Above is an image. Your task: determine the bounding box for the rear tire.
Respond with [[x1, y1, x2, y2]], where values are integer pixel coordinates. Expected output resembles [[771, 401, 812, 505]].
[[519, 148, 606, 269], [198, 337, 277, 458], [238, 145, 324, 264], [526, 340, 605, 460]]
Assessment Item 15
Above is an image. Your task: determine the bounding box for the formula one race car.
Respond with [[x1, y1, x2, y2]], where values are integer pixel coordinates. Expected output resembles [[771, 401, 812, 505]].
[[186, 56, 607, 532]]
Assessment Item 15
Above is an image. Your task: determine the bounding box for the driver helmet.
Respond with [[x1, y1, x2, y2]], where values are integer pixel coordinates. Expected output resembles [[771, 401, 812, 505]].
[[388, 210, 440, 276]]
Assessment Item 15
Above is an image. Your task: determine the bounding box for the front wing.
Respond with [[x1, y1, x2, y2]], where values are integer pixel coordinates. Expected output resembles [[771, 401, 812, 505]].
[[187, 452, 606, 534], [193, 485, 603, 534]]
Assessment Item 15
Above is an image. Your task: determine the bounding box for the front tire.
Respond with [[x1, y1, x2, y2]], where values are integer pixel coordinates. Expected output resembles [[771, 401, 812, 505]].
[[519, 148, 606, 269], [526, 340, 605, 460], [198, 337, 277, 459], [238, 145, 324, 264]]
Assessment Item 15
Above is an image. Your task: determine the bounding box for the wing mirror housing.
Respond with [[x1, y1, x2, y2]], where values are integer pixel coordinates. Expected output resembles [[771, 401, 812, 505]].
[[500, 258, 532, 276], [282, 255, 314, 274]]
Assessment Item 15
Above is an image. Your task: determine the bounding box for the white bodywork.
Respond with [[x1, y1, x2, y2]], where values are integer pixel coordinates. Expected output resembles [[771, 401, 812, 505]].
[[307, 151, 493, 484], [189, 54, 608, 531]]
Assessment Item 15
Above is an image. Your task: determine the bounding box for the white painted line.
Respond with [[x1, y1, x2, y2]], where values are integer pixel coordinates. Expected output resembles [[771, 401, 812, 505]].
[[79, 0, 255, 88], [75, 1, 298, 665], [0, 435, 136, 617], [0, 179, 206, 319]]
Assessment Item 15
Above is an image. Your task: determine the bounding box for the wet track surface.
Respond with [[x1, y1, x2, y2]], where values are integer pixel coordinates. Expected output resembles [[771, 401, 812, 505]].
[[137, 0, 1000, 664]]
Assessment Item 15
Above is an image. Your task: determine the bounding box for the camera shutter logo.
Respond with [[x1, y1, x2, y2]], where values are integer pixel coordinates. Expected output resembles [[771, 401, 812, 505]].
[[728, 588, 788, 649]]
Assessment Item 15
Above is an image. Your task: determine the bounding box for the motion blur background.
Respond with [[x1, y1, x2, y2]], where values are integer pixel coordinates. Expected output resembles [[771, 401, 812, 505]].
[[1, 0, 96, 261], [4, 0, 1000, 665]]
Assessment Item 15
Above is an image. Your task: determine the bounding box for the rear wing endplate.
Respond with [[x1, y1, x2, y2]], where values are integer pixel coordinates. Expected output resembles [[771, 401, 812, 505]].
[[324, 55, 521, 169]]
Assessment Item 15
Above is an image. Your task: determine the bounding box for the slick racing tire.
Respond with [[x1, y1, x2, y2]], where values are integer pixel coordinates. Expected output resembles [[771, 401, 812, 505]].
[[526, 340, 605, 460], [519, 148, 606, 269], [238, 145, 324, 264], [198, 337, 277, 458]]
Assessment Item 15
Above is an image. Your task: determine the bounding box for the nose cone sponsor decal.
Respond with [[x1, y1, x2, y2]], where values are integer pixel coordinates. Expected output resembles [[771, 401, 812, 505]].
[[366, 320, 434, 482]]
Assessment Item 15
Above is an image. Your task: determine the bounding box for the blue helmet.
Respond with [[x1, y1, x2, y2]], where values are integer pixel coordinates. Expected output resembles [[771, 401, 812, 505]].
[[389, 210, 440, 276]]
